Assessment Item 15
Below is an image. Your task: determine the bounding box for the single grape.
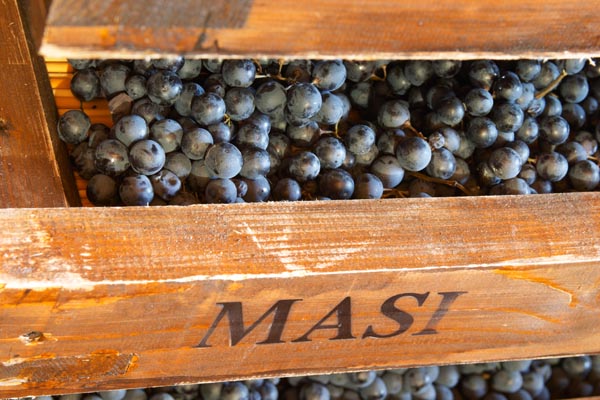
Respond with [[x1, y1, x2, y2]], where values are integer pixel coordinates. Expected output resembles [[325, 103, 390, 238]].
[[129, 139, 166, 175], [488, 147, 523, 180], [150, 169, 182, 201], [493, 71, 523, 102], [222, 59, 257, 88], [395, 137, 432, 171], [378, 100, 410, 128], [95, 139, 130, 176], [273, 178, 302, 201], [225, 87, 256, 121], [569, 159, 600, 190], [536, 152, 569, 182], [243, 176, 271, 202], [370, 155, 405, 188], [114, 114, 149, 147], [405, 60, 434, 86], [240, 147, 271, 179], [119, 174, 154, 206], [177, 58, 203, 79], [426, 148, 457, 180], [191, 92, 226, 126], [312, 59, 347, 91], [255, 80, 287, 115], [204, 142, 243, 179], [146, 70, 183, 106], [86, 174, 118, 206], [205, 178, 238, 204], [319, 169, 354, 199], [164, 151, 192, 180], [559, 73, 589, 103], [70, 68, 100, 102], [315, 136, 347, 169], [467, 117, 498, 148], [100, 63, 130, 98], [58, 109, 91, 144], [516, 60, 542, 82], [287, 83, 323, 119], [539, 116, 570, 145], [315, 92, 345, 125]]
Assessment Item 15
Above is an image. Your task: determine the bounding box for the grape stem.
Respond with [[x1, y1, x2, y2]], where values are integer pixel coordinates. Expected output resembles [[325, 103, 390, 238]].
[[382, 188, 408, 198], [402, 122, 427, 140], [406, 171, 476, 196], [535, 69, 568, 99]]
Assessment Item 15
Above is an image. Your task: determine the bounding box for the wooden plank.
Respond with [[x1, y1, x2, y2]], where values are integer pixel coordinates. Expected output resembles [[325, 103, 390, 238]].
[[1, 193, 600, 396], [41, 0, 600, 59], [0, 0, 80, 207]]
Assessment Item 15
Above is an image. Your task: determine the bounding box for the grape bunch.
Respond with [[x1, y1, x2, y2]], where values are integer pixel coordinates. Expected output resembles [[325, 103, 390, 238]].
[[58, 57, 600, 206], [26, 355, 600, 400]]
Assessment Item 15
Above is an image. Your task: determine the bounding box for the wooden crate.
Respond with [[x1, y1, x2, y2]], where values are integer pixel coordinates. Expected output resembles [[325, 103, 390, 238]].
[[1, 0, 600, 397]]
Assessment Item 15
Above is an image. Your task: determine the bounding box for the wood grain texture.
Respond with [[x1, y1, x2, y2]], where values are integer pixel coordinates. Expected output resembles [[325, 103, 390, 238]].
[[1, 193, 600, 396], [0, 0, 80, 207], [41, 0, 600, 59]]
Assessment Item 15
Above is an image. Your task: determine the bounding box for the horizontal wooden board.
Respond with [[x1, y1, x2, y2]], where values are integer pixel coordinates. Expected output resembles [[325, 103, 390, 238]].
[[1, 193, 600, 396], [41, 0, 600, 59]]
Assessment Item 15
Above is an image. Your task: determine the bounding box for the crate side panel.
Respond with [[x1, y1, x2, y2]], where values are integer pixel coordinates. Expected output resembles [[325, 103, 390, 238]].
[[41, 0, 600, 59]]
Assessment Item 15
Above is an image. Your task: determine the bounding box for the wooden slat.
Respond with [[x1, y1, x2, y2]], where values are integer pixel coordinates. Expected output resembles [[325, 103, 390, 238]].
[[40, 0, 600, 59], [0, 0, 80, 207], [1, 193, 600, 396]]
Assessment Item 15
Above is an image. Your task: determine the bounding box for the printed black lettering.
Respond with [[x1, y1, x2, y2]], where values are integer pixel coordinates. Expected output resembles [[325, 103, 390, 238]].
[[362, 292, 429, 339], [413, 291, 466, 335], [292, 297, 355, 342], [195, 299, 301, 347]]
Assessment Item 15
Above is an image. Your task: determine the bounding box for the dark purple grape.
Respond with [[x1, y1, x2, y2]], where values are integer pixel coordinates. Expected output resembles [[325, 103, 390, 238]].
[[150, 169, 182, 201], [164, 151, 192, 180], [100, 63, 130, 98], [114, 114, 149, 146], [205, 178, 238, 203], [312, 59, 347, 91], [493, 71, 523, 102], [378, 100, 410, 128], [315, 136, 347, 169], [225, 87, 256, 121], [273, 178, 302, 201], [150, 119, 183, 153], [540, 95, 562, 118], [58, 109, 91, 144], [569, 160, 600, 190], [405, 60, 434, 86], [174, 82, 205, 117], [71, 142, 97, 180], [86, 174, 118, 206], [488, 147, 523, 180], [70, 68, 100, 102], [124, 74, 147, 100], [492, 102, 524, 132], [539, 116, 570, 145], [177, 58, 203, 79], [243, 176, 271, 202], [152, 57, 184, 72], [516, 117, 539, 143], [433, 60, 462, 78], [129, 139, 166, 175], [181, 127, 213, 161], [204, 142, 243, 179], [516, 60, 541, 82], [191, 93, 226, 126], [222, 59, 256, 88], [396, 137, 432, 171], [533, 62, 559, 90], [287, 83, 322, 119], [464, 88, 494, 117], [255, 81, 287, 115], [559, 73, 589, 103], [557, 58, 586, 75], [236, 123, 269, 150], [345, 124, 376, 155], [119, 174, 154, 206], [436, 96, 465, 126], [426, 148, 456, 180], [240, 147, 271, 179], [319, 168, 354, 200], [370, 155, 405, 188], [146, 70, 183, 106], [536, 152, 568, 182], [386, 63, 411, 95], [315, 92, 344, 125], [353, 173, 384, 199], [289, 151, 321, 182], [467, 117, 498, 148], [68, 59, 95, 70], [94, 139, 130, 176], [344, 60, 376, 83], [203, 59, 223, 73], [287, 121, 321, 147], [556, 141, 587, 164], [562, 103, 586, 129], [469, 60, 499, 90]]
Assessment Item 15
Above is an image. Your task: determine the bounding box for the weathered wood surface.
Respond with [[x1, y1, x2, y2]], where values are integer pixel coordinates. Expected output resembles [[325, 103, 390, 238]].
[[40, 0, 600, 59], [0, 0, 80, 208], [1, 193, 600, 396]]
